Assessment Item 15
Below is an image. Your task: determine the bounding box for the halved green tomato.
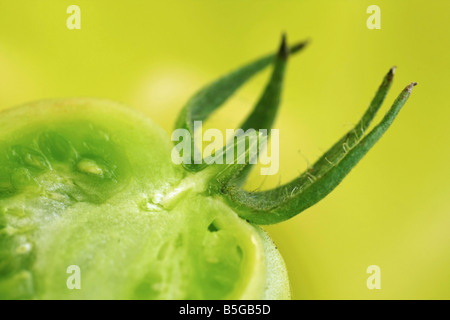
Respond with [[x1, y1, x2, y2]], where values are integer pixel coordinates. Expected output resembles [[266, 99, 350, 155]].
[[0, 98, 290, 300], [0, 36, 415, 300]]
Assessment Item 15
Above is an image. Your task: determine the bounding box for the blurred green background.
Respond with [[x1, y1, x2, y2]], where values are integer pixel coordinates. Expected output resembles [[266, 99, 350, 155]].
[[0, 0, 449, 299]]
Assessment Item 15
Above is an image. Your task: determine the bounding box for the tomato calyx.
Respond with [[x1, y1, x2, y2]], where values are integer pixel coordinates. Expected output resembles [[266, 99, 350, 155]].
[[174, 34, 417, 225]]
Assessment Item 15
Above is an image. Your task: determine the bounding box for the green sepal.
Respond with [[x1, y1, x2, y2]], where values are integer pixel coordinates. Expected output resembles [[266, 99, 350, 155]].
[[230, 35, 290, 185], [174, 36, 308, 171], [220, 74, 416, 225]]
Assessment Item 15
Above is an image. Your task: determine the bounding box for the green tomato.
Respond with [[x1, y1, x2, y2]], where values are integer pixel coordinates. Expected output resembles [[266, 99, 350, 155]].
[[0, 36, 415, 300], [0, 99, 289, 299]]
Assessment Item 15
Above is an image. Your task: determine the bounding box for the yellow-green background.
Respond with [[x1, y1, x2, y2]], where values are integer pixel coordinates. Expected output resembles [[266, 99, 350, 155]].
[[0, 0, 449, 299]]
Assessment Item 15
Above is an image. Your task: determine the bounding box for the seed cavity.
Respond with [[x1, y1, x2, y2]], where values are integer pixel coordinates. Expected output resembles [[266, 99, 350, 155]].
[[10, 146, 49, 170], [46, 191, 73, 204], [76, 158, 105, 176], [208, 220, 220, 232], [38, 131, 73, 161]]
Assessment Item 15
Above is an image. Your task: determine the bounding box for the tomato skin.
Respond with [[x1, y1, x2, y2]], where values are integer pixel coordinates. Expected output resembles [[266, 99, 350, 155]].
[[0, 98, 290, 300]]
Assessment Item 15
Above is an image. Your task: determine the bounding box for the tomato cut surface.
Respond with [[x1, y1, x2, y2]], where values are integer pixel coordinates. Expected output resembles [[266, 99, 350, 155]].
[[0, 99, 289, 299]]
